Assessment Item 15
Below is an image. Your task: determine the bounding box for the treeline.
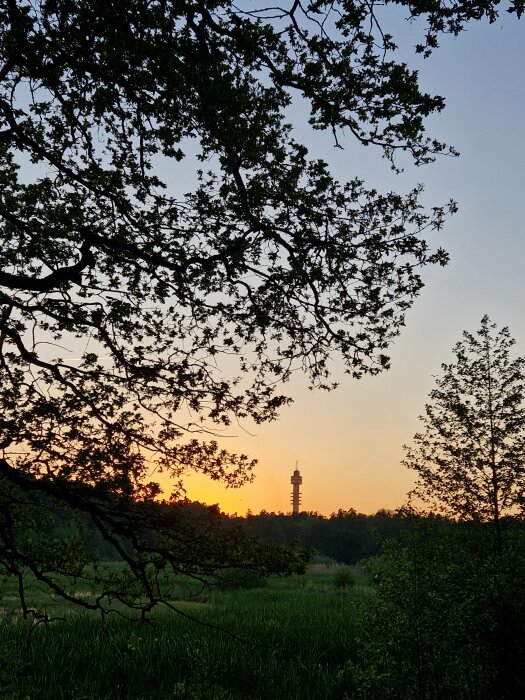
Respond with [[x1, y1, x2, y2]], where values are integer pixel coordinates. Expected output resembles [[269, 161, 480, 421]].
[[22, 494, 524, 570], [22, 498, 408, 565], [237, 509, 407, 565]]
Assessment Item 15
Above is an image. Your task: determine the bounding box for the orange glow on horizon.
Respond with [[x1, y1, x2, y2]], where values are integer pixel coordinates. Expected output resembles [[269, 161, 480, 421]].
[[153, 353, 425, 517]]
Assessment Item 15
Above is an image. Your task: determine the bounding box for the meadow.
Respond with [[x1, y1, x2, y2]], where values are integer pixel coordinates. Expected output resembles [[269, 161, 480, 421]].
[[3, 520, 525, 699], [0, 563, 368, 700]]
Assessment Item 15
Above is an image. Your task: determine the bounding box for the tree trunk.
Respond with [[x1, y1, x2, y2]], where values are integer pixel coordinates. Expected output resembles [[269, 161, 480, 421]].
[[486, 338, 503, 555], [492, 472, 503, 555]]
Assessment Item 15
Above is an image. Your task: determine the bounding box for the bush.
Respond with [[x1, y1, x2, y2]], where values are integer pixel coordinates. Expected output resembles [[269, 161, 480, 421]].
[[310, 553, 339, 566], [216, 568, 267, 591], [333, 566, 355, 589], [340, 519, 525, 699]]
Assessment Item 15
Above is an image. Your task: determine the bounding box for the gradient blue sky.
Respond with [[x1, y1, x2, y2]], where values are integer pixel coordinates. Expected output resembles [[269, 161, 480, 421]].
[[169, 12, 525, 515]]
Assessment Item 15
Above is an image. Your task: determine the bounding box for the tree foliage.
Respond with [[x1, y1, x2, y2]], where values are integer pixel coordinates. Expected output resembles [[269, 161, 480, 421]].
[[404, 317, 525, 549], [343, 518, 525, 699], [0, 1, 522, 613], [243, 508, 406, 564]]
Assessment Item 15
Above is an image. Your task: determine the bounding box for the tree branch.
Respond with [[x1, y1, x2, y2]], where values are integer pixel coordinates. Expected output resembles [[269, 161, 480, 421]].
[[0, 240, 95, 292]]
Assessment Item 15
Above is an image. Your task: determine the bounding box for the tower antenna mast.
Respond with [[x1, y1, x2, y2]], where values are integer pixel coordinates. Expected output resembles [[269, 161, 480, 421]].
[[290, 462, 302, 515]]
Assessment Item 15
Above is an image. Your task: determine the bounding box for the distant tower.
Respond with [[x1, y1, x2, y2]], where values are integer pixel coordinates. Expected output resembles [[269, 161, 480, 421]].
[[290, 462, 302, 515]]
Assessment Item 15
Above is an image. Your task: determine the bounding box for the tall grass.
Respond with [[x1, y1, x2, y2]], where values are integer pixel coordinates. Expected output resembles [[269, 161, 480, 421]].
[[1, 568, 364, 699], [6, 535, 524, 700]]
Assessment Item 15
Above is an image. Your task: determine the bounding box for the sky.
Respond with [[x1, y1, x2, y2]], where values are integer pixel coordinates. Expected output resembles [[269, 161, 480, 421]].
[[167, 13, 525, 516]]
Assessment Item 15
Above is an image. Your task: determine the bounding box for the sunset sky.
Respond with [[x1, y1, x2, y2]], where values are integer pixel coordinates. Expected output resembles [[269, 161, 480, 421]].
[[162, 13, 525, 516]]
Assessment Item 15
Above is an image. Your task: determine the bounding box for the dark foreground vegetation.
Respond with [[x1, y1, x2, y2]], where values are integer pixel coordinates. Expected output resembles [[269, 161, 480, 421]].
[[2, 515, 524, 700]]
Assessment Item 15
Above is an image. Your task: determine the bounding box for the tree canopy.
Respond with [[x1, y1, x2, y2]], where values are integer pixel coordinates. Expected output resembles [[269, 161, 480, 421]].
[[404, 316, 525, 550], [0, 1, 522, 614]]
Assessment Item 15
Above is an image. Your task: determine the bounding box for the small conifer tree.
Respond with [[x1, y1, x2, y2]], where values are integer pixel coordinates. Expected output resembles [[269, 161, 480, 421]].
[[404, 316, 525, 551]]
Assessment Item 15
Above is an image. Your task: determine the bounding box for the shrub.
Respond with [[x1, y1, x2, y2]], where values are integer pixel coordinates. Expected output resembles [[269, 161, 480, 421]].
[[340, 519, 525, 699], [216, 568, 267, 591], [310, 553, 339, 567], [333, 566, 355, 589]]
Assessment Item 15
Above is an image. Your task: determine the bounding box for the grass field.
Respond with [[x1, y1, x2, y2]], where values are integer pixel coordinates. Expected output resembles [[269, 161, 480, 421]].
[[0, 564, 368, 699]]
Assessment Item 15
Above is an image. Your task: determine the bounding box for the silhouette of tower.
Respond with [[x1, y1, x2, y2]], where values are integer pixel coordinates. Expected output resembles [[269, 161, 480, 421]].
[[290, 462, 302, 515]]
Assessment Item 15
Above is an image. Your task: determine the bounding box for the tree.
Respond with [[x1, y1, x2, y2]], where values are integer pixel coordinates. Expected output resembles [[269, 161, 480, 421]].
[[404, 317, 525, 551], [0, 2, 522, 616], [347, 517, 525, 699]]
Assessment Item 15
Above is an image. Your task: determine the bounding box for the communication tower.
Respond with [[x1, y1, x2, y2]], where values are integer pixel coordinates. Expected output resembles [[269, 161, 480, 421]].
[[290, 462, 302, 515]]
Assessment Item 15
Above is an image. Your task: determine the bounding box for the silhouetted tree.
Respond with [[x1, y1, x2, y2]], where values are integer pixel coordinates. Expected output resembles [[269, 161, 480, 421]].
[[0, 2, 522, 615], [350, 517, 525, 699], [404, 316, 525, 552], [242, 509, 406, 563]]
